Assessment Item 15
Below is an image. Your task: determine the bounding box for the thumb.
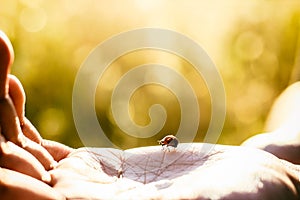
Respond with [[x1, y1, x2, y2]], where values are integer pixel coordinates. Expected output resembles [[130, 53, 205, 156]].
[[0, 30, 14, 99]]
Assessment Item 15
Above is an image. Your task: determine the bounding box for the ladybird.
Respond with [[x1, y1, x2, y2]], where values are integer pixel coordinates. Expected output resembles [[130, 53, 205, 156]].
[[158, 135, 179, 151]]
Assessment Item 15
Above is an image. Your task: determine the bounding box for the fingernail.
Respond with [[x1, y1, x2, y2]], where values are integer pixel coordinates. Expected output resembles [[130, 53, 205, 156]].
[[50, 161, 58, 169], [41, 172, 52, 184]]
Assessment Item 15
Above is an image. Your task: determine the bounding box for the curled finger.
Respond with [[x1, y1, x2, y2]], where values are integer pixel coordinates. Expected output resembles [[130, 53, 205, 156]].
[[0, 135, 51, 183]]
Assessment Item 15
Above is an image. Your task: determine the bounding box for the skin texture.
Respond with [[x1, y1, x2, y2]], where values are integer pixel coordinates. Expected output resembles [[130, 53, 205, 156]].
[[0, 168, 64, 200], [0, 31, 71, 199], [0, 30, 300, 199], [0, 31, 57, 170], [51, 144, 300, 199]]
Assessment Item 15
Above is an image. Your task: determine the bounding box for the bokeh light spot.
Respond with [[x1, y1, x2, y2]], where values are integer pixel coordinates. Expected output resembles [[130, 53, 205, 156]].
[[235, 31, 264, 61], [19, 6, 47, 32], [38, 108, 66, 139]]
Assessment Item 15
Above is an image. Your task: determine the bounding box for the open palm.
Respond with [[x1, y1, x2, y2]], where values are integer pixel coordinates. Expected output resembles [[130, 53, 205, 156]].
[[51, 143, 300, 199]]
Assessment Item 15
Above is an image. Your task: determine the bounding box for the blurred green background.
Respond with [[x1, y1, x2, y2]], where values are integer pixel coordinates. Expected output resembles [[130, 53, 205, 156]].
[[0, 0, 299, 148]]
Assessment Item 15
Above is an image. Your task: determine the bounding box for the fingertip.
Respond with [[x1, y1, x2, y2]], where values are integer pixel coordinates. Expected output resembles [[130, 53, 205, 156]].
[[0, 31, 14, 99], [41, 171, 52, 184], [42, 139, 73, 162], [21, 117, 42, 144], [50, 161, 59, 169], [0, 30, 14, 67], [21, 137, 57, 171], [48, 169, 58, 187], [0, 140, 50, 183]]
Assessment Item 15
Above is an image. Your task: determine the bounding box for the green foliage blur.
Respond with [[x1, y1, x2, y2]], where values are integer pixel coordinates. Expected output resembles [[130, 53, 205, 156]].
[[0, 0, 299, 148]]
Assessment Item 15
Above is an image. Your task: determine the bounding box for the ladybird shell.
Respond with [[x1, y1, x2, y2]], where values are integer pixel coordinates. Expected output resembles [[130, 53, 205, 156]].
[[158, 135, 179, 148]]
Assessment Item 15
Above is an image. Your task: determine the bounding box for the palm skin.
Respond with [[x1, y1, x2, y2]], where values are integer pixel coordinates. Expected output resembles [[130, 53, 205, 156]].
[[51, 143, 300, 199]]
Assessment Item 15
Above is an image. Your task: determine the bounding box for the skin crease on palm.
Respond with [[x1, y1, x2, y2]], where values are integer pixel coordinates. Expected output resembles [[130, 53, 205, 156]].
[[0, 31, 300, 199]]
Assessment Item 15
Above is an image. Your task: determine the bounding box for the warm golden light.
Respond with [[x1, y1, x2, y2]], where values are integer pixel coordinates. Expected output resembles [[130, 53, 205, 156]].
[[1, 0, 299, 147]]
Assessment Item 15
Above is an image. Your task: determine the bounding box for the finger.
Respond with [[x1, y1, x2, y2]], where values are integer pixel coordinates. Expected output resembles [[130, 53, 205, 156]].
[[0, 98, 57, 170], [22, 118, 72, 162], [0, 135, 51, 183], [0, 96, 23, 144], [8, 75, 43, 143], [42, 139, 73, 162], [8, 74, 25, 124], [0, 168, 65, 200], [0, 32, 23, 144], [17, 117, 61, 168], [0, 30, 14, 99], [22, 117, 43, 144], [0, 97, 57, 170], [21, 136, 57, 170]]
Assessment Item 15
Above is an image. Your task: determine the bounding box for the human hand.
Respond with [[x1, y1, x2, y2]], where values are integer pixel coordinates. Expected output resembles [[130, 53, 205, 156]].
[[0, 31, 72, 199], [51, 143, 300, 199], [0, 30, 63, 170], [1, 29, 299, 200], [242, 82, 300, 165]]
